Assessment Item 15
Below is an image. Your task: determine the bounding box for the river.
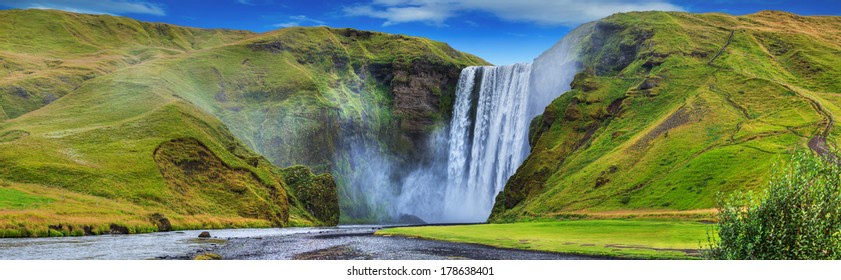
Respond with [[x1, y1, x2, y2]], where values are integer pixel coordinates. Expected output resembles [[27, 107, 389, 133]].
[[0, 225, 600, 260]]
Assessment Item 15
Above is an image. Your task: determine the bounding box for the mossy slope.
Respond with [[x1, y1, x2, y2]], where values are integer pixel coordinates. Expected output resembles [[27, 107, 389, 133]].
[[0, 9, 488, 234], [163, 26, 487, 169], [151, 26, 487, 220], [492, 11, 841, 222]]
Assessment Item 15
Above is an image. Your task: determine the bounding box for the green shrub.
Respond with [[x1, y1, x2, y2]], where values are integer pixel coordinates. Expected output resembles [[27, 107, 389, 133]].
[[706, 150, 841, 259], [49, 229, 64, 237], [32, 228, 48, 237], [91, 224, 109, 235], [3, 229, 21, 238], [134, 224, 157, 234]]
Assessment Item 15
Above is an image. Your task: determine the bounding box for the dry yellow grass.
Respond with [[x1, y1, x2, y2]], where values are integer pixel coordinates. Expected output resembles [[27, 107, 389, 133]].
[[0, 182, 271, 238]]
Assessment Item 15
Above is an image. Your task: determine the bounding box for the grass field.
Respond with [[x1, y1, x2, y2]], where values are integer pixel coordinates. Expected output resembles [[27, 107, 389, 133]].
[[377, 219, 714, 259], [0, 187, 53, 210]]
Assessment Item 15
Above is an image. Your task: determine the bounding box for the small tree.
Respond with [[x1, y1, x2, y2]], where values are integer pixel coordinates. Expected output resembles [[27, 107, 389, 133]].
[[706, 150, 841, 260]]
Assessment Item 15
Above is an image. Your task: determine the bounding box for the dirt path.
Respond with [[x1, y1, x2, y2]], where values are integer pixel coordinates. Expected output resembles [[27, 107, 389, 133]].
[[708, 30, 735, 65], [781, 84, 838, 161]]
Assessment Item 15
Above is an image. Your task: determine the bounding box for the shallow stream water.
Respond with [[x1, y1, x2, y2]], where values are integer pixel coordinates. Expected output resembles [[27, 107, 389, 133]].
[[0, 227, 334, 260], [0, 225, 600, 260]]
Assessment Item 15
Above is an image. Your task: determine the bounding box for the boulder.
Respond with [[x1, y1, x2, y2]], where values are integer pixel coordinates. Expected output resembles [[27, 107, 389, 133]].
[[148, 213, 172, 232], [109, 224, 129, 234]]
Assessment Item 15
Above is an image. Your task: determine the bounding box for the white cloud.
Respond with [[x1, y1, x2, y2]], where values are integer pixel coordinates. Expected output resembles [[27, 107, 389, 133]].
[[344, 0, 684, 26], [271, 15, 327, 28], [273, 22, 299, 28], [345, 3, 453, 26], [237, 0, 255, 5], [0, 0, 165, 16]]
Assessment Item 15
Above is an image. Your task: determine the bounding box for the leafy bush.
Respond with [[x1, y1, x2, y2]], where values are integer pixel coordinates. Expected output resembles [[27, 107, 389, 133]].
[[706, 150, 841, 259], [48, 229, 64, 237], [2, 229, 21, 238], [70, 229, 85, 237]]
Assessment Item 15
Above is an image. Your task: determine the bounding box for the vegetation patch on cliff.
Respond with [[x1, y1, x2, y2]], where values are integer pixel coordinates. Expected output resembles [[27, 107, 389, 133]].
[[281, 166, 339, 226]]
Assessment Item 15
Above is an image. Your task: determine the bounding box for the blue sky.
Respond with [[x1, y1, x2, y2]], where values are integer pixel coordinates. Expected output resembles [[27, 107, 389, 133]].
[[1, 0, 839, 65]]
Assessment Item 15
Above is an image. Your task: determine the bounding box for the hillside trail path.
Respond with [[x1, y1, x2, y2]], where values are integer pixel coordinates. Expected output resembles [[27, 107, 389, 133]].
[[780, 83, 838, 162]]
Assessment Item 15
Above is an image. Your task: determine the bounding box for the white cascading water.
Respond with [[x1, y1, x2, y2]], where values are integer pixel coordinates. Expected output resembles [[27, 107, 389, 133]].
[[431, 26, 586, 223], [351, 27, 586, 224], [440, 64, 533, 222]]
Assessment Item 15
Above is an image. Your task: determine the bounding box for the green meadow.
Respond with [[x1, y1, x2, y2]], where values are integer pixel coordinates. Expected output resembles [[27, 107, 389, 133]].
[[0, 187, 53, 210], [379, 219, 714, 259]]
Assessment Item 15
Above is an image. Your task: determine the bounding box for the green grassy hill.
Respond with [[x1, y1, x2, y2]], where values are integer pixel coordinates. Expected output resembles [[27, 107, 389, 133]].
[[0, 9, 485, 236], [0, 9, 254, 120], [146, 26, 487, 220], [492, 11, 841, 222], [152, 26, 486, 172]]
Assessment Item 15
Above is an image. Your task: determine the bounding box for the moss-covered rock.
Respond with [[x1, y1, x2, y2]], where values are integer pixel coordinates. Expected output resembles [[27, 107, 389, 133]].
[[148, 213, 172, 232], [281, 166, 339, 226]]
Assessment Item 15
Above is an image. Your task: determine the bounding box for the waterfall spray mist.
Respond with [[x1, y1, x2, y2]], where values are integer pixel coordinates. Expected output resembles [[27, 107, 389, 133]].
[[336, 27, 586, 224]]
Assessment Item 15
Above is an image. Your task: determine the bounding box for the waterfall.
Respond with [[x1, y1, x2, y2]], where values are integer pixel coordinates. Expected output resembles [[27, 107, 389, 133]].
[[345, 27, 585, 224], [432, 25, 587, 222], [391, 64, 535, 223], [439, 64, 533, 222]]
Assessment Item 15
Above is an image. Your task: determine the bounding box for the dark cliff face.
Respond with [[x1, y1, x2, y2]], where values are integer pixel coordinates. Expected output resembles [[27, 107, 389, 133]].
[[587, 21, 654, 75], [390, 58, 462, 130], [372, 57, 464, 163]]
